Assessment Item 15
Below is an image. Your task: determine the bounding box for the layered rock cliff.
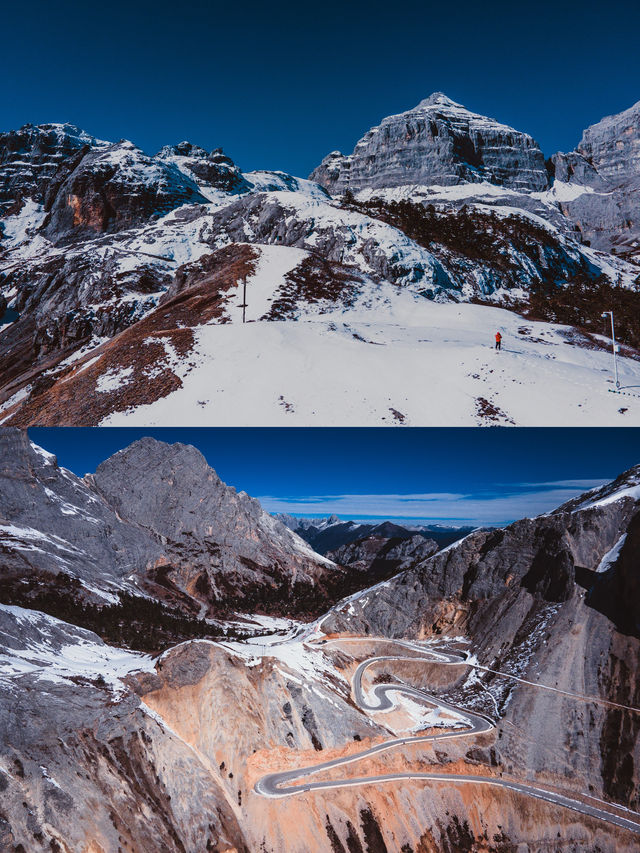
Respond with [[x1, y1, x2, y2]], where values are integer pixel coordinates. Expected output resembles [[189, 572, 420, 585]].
[[552, 99, 640, 259], [0, 122, 107, 214], [310, 93, 550, 194]]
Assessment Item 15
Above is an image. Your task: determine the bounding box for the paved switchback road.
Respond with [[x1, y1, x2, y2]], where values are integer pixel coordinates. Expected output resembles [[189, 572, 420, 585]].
[[254, 640, 640, 836]]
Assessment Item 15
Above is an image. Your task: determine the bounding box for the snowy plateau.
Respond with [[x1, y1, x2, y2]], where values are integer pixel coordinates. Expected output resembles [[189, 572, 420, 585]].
[[1, 96, 640, 425]]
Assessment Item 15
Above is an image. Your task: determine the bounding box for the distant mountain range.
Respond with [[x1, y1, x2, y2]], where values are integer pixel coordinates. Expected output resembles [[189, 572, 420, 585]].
[[1, 94, 639, 426], [276, 513, 476, 554]]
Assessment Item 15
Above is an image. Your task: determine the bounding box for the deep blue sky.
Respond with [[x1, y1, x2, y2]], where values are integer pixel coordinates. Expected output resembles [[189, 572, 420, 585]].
[[3, 1, 639, 177], [28, 428, 640, 525]]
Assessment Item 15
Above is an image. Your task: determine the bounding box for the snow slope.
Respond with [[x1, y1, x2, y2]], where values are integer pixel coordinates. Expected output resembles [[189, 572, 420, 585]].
[[101, 286, 640, 426], [0, 604, 154, 694]]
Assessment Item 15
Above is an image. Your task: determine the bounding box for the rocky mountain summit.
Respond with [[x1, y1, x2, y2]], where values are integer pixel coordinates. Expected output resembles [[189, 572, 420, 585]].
[[0, 429, 368, 630], [1, 98, 639, 426], [42, 140, 208, 242], [1, 438, 640, 851], [0, 122, 107, 214], [311, 92, 550, 194]]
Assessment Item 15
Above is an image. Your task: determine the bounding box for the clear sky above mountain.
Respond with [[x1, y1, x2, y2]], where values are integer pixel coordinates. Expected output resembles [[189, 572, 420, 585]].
[[28, 428, 640, 524], [3, 0, 639, 178]]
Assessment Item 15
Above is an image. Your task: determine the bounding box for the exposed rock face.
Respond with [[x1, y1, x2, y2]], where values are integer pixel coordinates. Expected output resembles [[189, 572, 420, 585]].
[[0, 606, 248, 852], [324, 476, 640, 640], [0, 122, 106, 214], [321, 469, 640, 819], [573, 100, 640, 185], [90, 435, 338, 606], [157, 142, 250, 193], [310, 93, 550, 194], [3, 444, 640, 851], [552, 100, 640, 257], [0, 429, 341, 620], [42, 140, 208, 242], [0, 428, 162, 598], [590, 510, 640, 635]]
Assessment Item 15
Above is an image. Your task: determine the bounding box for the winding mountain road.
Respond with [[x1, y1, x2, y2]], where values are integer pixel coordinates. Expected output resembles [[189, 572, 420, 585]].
[[254, 640, 640, 836]]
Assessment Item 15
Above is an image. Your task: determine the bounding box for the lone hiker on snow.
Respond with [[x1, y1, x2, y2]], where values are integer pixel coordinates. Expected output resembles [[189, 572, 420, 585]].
[[495, 331, 502, 351]]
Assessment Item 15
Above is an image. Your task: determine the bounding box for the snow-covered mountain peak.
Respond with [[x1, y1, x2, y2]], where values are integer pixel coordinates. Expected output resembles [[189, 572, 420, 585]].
[[16, 121, 108, 148], [556, 465, 640, 514]]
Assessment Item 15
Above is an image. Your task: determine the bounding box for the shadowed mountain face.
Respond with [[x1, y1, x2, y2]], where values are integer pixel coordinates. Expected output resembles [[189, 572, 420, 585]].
[[1, 439, 640, 851], [277, 514, 476, 555]]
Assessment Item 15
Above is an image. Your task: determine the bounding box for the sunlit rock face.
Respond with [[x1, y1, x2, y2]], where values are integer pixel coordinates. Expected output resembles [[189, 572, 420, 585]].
[[0, 429, 339, 620], [310, 93, 550, 194], [552, 100, 640, 257], [41, 140, 208, 242]]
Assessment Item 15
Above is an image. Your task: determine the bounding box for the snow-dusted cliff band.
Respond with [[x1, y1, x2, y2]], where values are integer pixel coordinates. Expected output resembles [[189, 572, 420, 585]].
[[1, 95, 639, 425]]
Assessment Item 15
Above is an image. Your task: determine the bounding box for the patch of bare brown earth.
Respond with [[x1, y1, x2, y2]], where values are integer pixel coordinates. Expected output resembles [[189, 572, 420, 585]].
[[3, 244, 258, 425]]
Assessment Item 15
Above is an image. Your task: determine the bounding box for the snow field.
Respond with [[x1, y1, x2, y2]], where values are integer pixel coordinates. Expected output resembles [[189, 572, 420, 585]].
[[101, 292, 640, 426]]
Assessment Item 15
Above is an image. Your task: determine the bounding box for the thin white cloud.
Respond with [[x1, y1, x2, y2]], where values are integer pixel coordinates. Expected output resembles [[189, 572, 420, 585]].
[[512, 479, 608, 489], [259, 479, 609, 525]]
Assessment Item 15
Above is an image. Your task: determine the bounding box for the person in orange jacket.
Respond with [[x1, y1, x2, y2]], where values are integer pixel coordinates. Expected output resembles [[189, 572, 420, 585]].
[[495, 331, 502, 351]]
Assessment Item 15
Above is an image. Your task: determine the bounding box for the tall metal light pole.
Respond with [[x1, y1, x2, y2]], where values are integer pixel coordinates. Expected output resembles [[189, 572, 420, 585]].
[[601, 311, 620, 388], [239, 275, 248, 324]]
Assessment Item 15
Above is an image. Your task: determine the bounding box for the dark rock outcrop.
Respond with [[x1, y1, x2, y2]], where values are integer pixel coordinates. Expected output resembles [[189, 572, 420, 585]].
[[0, 122, 106, 214], [589, 509, 640, 635], [157, 141, 250, 193]]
